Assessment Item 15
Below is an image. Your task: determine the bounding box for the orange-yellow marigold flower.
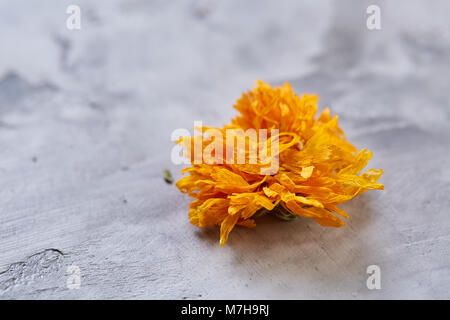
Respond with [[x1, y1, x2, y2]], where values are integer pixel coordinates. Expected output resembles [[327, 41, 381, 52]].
[[176, 80, 384, 246]]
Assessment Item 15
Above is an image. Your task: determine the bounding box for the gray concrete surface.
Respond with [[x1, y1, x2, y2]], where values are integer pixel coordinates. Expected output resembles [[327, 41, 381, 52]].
[[1, 0, 450, 299]]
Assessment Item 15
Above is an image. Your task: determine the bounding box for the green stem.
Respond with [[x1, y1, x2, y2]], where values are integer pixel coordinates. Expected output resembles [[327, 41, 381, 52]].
[[253, 203, 297, 221]]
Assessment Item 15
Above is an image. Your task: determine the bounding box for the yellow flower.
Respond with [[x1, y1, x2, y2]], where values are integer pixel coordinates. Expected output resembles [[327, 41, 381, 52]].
[[176, 81, 384, 246]]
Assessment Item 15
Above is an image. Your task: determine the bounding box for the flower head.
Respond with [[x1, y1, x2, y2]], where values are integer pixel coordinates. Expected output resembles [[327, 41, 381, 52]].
[[176, 81, 383, 246]]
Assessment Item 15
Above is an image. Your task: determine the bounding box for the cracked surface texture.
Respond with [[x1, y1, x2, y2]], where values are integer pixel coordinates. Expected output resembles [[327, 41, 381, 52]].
[[1, 0, 450, 299]]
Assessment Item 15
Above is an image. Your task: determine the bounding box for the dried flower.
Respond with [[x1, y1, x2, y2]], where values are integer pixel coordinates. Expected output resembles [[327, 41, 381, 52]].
[[176, 81, 383, 246]]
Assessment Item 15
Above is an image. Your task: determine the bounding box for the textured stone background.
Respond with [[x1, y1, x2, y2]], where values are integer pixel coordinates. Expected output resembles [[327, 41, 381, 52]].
[[1, 0, 449, 299]]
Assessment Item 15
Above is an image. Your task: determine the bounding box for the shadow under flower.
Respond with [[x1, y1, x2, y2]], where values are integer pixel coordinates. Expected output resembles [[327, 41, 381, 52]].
[[194, 193, 382, 298]]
